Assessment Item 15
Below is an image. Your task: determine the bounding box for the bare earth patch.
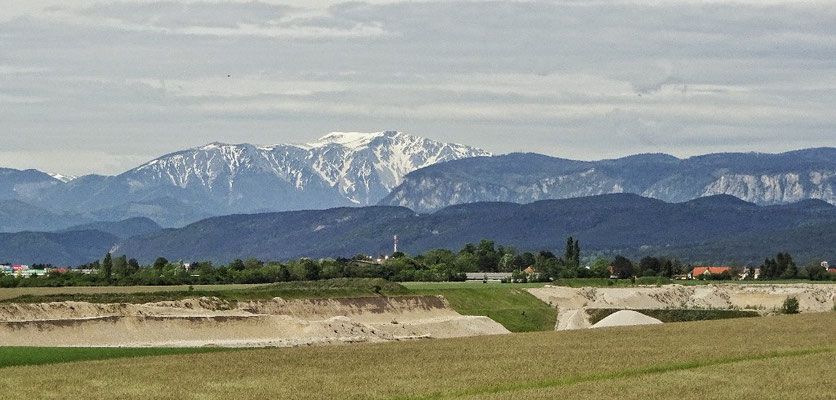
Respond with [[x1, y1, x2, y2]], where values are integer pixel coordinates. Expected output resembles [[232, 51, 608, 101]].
[[528, 283, 836, 330], [0, 296, 509, 347]]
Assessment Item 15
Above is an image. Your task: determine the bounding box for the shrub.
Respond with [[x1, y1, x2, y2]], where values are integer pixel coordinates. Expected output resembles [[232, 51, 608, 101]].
[[781, 296, 800, 314]]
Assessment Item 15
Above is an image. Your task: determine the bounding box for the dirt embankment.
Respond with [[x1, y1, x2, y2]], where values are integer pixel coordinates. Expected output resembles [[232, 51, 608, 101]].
[[0, 296, 509, 347], [528, 284, 836, 331]]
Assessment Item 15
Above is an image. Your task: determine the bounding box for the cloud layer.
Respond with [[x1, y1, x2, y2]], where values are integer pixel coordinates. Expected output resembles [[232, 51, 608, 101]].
[[1, 0, 835, 175]]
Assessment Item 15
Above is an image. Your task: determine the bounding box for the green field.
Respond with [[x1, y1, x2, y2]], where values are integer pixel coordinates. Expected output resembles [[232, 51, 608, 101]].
[[0, 347, 228, 369], [404, 282, 556, 332], [0, 279, 409, 304], [0, 314, 832, 399], [0, 283, 271, 301]]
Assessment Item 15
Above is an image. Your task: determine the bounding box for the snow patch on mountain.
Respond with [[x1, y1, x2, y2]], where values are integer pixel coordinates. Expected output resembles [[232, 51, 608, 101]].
[[47, 173, 77, 183], [306, 131, 383, 150]]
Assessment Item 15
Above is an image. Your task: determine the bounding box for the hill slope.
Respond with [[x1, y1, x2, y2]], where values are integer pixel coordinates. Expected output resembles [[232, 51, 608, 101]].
[[60, 218, 162, 239], [114, 194, 836, 265], [0, 230, 119, 266], [0, 200, 89, 233]]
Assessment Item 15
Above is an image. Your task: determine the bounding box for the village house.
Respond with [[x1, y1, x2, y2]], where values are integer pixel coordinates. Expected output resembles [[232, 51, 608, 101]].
[[524, 266, 540, 281], [0, 265, 42, 277], [689, 266, 732, 279]]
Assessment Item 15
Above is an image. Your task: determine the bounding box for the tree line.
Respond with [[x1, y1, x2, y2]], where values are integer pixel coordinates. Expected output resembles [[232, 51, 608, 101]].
[[1, 238, 834, 287]]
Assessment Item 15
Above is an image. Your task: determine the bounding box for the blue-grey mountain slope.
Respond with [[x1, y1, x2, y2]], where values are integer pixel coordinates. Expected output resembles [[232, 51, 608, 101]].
[[0, 168, 63, 202], [60, 217, 162, 239], [380, 148, 836, 212], [0, 200, 89, 233], [112, 194, 836, 266], [0, 230, 119, 267]]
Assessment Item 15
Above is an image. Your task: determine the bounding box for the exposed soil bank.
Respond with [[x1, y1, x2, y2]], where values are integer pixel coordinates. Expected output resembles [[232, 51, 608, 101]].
[[0, 296, 509, 347], [528, 284, 836, 330]]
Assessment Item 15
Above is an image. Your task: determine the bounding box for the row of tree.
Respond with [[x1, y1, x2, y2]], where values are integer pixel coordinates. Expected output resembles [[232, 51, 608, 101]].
[[1, 239, 834, 288]]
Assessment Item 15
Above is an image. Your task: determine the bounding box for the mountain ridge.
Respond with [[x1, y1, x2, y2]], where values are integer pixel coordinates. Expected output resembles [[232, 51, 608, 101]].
[[2, 131, 488, 227], [381, 148, 836, 212]]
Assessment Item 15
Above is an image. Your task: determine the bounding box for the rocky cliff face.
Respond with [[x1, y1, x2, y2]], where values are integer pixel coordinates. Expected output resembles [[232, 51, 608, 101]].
[[381, 149, 836, 212], [700, 172, 836, 204]]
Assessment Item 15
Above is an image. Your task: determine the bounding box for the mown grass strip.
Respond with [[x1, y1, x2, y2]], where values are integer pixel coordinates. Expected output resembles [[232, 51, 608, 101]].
[[393, 346, 836, 400], [0, 347, 231, 369], [1, 278, 408, 304], [407, 287, 557, 332]]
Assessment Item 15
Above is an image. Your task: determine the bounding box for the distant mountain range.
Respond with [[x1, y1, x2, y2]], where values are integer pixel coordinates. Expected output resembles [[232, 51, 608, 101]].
[[0, 131, 487, 230], [106, 194, 836, 266], [2, 132, 836, 267], [2, 194, 835, 266], [380, 148, 836, 212]]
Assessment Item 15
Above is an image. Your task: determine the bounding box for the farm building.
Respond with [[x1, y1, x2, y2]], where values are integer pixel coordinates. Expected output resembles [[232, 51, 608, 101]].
[[465, 272, 512, 282]]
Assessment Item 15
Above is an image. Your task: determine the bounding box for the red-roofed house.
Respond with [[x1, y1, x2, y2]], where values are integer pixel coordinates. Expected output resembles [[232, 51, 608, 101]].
[[690, 266, 732, 279], [522, 266, 541, 281]]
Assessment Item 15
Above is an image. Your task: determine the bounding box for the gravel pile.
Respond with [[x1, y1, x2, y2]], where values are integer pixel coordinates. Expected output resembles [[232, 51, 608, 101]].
[[590, 310, 662, 328]]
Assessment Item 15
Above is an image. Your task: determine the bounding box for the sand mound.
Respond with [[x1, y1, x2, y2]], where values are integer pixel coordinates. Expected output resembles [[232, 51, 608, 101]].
[[0, 296, 510, 348], [591, 310, 662, 328]]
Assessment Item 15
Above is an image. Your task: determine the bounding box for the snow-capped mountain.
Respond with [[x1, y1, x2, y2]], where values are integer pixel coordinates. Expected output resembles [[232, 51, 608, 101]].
[[123, 131, 489, 210], [294, 131, 490, 204], [37, 131, 487, 220]]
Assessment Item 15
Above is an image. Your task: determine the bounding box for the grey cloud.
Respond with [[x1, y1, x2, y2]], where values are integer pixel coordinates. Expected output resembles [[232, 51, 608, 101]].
[[73, 1, 295, 29], [1, 0, 835, 175]]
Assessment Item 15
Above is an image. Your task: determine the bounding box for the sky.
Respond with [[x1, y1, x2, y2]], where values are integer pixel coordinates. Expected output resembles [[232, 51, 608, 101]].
[[1, 0, 835, 176]]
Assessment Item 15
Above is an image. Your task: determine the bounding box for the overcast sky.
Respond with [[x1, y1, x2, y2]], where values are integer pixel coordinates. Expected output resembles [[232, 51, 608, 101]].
[[1, 0, 835, 176]]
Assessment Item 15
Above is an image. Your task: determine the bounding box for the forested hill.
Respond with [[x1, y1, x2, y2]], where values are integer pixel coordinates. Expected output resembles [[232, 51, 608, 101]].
[[113, 194, 836, 265]]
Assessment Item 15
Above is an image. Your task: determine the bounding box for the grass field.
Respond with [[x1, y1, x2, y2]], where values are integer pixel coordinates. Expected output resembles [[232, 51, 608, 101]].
[[0, 283, 271, 301], [0, 313, 832, 399], [0, 347, 228, 369], [0, 279, 409, 304], [404, 282, 556, 332]]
